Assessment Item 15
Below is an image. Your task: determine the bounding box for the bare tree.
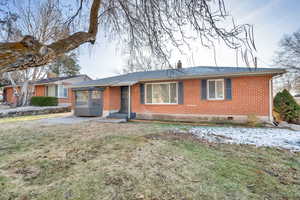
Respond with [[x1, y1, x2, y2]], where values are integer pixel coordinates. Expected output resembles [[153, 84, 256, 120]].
[[274, 30, 300, 72], [1, 0, 77, 106], [273, 29, 300, 95], [0, 0, 256, 75]]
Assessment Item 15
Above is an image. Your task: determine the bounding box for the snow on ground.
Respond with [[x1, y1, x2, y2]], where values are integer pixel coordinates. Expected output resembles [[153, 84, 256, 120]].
[[180, 126, 300, 151]]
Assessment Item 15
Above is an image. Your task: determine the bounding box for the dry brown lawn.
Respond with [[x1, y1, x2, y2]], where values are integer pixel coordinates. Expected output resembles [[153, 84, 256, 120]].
[[0, 120, 299, 200]]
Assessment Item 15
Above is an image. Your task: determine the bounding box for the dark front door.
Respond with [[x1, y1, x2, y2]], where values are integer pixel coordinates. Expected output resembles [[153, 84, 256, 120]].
[[120, 86, 128, 113]]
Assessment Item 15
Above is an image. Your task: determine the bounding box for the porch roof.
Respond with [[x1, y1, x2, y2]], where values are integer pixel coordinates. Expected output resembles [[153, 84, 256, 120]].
[[70, 66, 285, 88]]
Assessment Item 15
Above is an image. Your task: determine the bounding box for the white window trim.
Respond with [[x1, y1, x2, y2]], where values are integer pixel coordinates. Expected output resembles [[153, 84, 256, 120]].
[[58, 85, 68, 99], [145, 82, 178, 105], [207, 79, 225, 100]]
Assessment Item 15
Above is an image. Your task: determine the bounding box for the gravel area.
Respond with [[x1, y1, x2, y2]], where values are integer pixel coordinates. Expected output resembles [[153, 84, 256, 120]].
[[180, 126, 300, 151]]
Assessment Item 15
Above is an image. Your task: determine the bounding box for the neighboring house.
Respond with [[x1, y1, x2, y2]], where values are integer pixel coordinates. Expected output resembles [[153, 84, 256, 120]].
[[3, 75, 91, 105], [70, 66, 285, 123], [294, 94, 300, 104]]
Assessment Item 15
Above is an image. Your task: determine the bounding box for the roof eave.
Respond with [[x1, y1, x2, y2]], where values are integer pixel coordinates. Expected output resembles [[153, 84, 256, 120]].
[[69, 69, 286, 88], [139, 70, 286, 82]]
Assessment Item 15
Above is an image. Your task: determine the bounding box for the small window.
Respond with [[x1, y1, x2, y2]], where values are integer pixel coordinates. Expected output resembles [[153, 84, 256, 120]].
[[145, 82, 178, 104], [58, 85, 68, 98], [207, 79, 224, 100]]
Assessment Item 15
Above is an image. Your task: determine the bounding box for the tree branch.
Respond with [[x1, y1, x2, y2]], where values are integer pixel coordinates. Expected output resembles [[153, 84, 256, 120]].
[[0, 0, 101, 74]]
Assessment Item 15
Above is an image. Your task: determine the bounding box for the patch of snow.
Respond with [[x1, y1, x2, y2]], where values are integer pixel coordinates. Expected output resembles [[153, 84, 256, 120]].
[[183, 126, 300, 151]]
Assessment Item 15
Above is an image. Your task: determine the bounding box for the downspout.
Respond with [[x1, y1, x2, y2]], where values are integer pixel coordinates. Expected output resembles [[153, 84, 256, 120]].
[[269, 78, 273, 122], [128, 85, 131, 119]]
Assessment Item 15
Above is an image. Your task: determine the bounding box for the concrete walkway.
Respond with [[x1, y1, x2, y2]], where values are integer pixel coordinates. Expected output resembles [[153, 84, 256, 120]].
[[37, 114, 126, 125]]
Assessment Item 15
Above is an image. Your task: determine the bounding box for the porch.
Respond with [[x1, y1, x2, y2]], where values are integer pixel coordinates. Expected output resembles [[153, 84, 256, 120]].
[[73, 83, 135, 119]]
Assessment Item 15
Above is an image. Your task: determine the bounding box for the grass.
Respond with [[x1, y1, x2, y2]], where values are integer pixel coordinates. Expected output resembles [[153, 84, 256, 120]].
[[0, 120, 299, 200]]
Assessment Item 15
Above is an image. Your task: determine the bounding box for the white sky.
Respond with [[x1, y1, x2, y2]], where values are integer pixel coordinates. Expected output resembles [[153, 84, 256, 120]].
[[78, 0, 300, 79]]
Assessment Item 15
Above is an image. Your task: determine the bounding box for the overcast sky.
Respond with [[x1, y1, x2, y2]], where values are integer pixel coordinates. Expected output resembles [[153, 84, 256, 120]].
[[78, 0, 300, 79]]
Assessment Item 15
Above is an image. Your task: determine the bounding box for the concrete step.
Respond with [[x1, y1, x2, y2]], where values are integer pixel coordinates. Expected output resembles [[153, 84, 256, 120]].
[[107, 112, 128, 119]]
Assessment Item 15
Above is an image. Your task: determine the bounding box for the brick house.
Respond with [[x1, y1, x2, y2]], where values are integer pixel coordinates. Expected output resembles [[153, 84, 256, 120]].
[[3, 75, 91, 105], [70, 66, 285, 123]]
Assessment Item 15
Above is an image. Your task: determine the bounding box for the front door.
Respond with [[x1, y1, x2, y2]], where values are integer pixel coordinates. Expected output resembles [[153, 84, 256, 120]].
[[120, 86, 128, 113]]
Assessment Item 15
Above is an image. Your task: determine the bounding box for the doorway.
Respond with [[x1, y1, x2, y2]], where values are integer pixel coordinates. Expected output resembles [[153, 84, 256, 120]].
[[120, 86, 128, 113]]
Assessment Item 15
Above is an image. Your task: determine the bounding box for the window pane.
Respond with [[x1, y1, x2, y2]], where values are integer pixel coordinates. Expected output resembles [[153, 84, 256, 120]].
[[216, 80, 224, 99], [92, 90, 101, 99], [58, 85, 63, 98], [91, 91, 101, 105], [152, 84, 170, 103], [47, 85, 56, 97], [76, 91, 89, 107], [170, 83, 177, 103], [208, 81, 215, 99], [63, 88, 68, 98], [146, 84, 152, 103]]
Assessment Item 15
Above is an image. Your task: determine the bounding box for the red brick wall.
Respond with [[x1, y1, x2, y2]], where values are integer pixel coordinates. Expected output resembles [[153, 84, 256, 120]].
[[103, 86, 121, 111], [5, 85, 74, 105], [131, 75, 271, 117], [58, 88, 73, 104]]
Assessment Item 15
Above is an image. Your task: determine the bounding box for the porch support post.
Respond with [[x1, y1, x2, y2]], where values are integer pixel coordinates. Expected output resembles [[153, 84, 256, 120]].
[[269, 78, 273, 122], [128, 85, 131, 119]]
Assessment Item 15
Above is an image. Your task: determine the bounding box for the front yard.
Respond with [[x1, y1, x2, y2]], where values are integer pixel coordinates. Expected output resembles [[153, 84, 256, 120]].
[[0, 120, 300, 199]]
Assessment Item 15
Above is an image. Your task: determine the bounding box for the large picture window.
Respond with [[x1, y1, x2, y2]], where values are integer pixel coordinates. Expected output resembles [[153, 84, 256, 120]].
[[145, 82, 178, 104], [207, 79, 224, 100]]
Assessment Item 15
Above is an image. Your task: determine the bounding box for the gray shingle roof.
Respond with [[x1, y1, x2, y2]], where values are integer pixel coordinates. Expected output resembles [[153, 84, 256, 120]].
[[33, 75, 87, 84], [4, 75, 89, 87], [71, 66, 285, 88]]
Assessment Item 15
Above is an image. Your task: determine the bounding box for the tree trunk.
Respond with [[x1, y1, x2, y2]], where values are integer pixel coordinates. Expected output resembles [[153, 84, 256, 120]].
[[0, 0, 101, 74], [19, 80, 29, 107], [7, 73, 19, 107]]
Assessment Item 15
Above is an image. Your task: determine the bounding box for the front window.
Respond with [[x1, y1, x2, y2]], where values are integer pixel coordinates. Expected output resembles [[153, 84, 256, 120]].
[[207, 79, 224, 100], [145, 82, 178, 104], [58, 85, 68, 98], [47, 85, 56, 97]]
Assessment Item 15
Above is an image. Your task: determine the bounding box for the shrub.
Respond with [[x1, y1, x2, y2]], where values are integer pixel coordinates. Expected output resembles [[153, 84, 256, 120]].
[[31, 96, 58, 107], [247, 114, 260, 126], [273, 89, 300, 123]]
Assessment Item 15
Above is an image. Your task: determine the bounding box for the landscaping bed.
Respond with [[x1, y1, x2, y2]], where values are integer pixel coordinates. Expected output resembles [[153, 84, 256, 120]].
[[0, 105, 71, 118]]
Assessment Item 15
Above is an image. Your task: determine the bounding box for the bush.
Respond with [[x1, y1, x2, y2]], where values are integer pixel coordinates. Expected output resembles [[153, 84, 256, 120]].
[[273, 89, 300, 123], [30, 96, 58, 107], [247, 114, 260, 127]]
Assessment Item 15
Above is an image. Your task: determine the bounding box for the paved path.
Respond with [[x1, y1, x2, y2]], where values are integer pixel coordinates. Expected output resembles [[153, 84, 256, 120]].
[[37, 114, 126, 125]]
